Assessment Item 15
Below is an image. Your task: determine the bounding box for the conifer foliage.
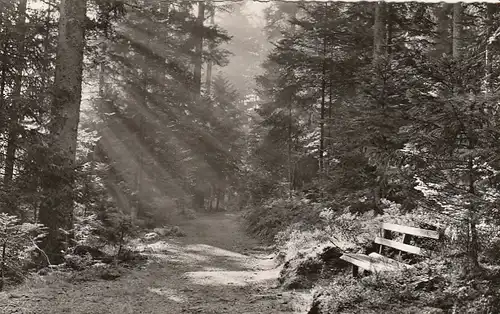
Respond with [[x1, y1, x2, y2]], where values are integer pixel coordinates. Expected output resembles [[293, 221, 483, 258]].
[[0, 0, 246, 275], [246, 2, 500, 271]]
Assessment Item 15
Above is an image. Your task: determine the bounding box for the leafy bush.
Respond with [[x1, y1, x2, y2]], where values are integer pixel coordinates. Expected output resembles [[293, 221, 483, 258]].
[[73, 210, 101, 248], [0, 213, 45, 290]]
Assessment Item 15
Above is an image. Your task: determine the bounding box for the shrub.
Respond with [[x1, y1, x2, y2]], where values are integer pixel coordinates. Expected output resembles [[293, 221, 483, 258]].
[[64, 253, 94, 271], [243, 196, 323, 242], [312, 260, 500, 314], [93, 206, 136, 256], [0, 213, 45, 290]]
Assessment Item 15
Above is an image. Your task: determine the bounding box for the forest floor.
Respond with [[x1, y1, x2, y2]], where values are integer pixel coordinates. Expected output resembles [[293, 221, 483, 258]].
[[0, 212, 313, 314]]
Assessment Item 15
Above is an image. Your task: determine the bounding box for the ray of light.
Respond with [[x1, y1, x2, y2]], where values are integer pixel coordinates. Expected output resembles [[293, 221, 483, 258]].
[[86, 2, 252, 212]]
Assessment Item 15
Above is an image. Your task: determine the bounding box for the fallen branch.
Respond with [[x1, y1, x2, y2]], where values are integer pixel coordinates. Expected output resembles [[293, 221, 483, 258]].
[[31, 239, 52, 267], [327, 237, 348, 254]]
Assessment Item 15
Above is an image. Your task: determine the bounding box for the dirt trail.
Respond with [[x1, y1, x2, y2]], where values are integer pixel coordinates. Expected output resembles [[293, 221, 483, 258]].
[[1, 212, 312, 314]]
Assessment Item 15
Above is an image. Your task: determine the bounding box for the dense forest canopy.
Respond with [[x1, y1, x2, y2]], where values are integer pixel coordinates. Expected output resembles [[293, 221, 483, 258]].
[[2, 1, 500, 313]]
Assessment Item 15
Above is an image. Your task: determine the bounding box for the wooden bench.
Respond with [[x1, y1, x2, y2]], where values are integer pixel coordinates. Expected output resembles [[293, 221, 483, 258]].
[[340, 222, 440, 276]]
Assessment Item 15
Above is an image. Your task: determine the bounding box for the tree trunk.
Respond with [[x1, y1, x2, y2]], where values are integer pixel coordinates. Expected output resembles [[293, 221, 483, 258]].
[[373, 1, 386, 63], [0, 31, 7, 173], [193, 1, 205, 97], [286, 6, 299, 199], [0, 241, 6, 291], [133, 65, 147, 223], [452, 2, 478, 270], [485, 4, 494, 93], [193, 188, 205, 211], [4, 0, 28, 187], [435, 3, 452, 57], [327, 72, 333, 176], [215, 188, 220, 211], [287, 94, 293, 199], [319, 34, 327, 174], [205, 6, 215, 94], [452, 3, 462, 59], [372, 1, 388, 213], [0, 50, 6, 120], [208, 184, 214, 212], [39, 0, 88, 265], [386, 3, 393, 56], [0, 6, 6, 130], [290, 4, 298, 33], [41, 5, 52, 98], [133, 114, 144, 223], [466, 154, 480, 270]]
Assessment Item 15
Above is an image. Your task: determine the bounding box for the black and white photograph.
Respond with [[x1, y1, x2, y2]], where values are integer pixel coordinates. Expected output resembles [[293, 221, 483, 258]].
[[0, 0, 499, 313]]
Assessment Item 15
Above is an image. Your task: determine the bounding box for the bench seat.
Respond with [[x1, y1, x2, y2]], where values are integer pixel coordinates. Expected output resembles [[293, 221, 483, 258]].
[[340, 222, 438, 277], [340, 252, 412, 274]]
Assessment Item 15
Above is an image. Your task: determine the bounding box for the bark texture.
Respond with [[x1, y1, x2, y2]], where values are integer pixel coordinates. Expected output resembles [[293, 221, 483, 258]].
[[193, 1, 205, 97], [39, 0, 87, 265], [373, 1, 386, 63]]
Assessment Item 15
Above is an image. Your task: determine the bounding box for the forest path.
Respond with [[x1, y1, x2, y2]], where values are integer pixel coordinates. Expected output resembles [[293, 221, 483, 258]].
[[1, 212, 312, 314]]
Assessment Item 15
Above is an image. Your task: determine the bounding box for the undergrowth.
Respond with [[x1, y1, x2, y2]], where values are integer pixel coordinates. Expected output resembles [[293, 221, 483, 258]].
[[243, 196, 322, 242], [313, 261, 500, 313], [266, 198, 500, 313]]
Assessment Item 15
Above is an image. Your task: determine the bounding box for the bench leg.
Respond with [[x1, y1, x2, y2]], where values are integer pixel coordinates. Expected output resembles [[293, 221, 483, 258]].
[[352, 265, 359, 277]]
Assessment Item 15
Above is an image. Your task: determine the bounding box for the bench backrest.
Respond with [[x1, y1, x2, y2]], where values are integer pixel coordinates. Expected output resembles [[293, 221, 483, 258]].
[[376, 223, 439, 257]]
